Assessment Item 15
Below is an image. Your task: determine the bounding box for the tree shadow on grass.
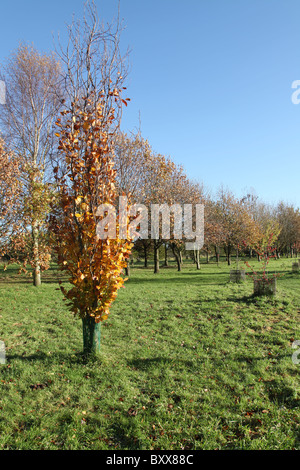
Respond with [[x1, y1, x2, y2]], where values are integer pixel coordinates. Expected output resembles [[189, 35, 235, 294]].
[[263, 380, 299, 410], [127, 356, 195, 371], [6, 350, 102, 366], [226, 293, 276, 305], [128, 274, 226, 287], [236, 353, 291, 364], [110, 421, 142, 450]]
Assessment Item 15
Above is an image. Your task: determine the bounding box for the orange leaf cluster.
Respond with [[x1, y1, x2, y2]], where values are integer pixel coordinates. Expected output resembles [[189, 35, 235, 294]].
[[50, 95, 133, 323]]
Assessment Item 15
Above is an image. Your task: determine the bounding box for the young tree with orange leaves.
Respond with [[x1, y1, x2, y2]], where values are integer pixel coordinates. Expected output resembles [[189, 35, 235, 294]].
[[48, 0, 134, 355], [50, 93, 132, 355]]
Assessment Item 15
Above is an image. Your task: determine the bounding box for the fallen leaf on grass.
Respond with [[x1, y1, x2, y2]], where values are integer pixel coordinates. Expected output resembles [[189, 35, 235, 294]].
[[30, 383, 48, 391], [127, 407, 138, 416]]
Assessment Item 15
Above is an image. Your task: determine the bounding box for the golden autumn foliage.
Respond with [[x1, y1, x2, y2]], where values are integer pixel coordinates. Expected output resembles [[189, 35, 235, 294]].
[[0, 138, 23, 248], [50, 93, 133, 323], [0, 140, 53, 275]]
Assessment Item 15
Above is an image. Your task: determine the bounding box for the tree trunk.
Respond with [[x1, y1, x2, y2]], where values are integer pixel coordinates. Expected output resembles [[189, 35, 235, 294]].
[[164, 244, 169, 267], [226, 246, 232, 266], [236, 249, 239, 270], [143, 244, 148, 268], [171, 244, 182, 272], [215, 246, 220, 266], [125, 260, 130, 277], [154, 243, 160, 274], [32, 221, 41, 287], [174, 253, 181, 271], [174, 251, 181, 271], [82, 316, 101, 355], [196, 249, 201, 270]]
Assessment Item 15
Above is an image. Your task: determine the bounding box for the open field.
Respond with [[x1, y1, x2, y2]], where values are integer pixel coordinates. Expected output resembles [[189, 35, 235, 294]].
[[0, 257, 299, 450]]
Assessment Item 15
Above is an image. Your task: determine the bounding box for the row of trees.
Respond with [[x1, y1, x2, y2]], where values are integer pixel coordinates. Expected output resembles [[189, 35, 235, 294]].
[[113, 132, 300, 271], [3, 105, 299, 280]]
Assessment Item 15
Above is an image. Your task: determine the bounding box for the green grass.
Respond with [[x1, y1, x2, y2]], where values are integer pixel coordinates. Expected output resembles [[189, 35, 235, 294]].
[[0, 257, 299, 450]]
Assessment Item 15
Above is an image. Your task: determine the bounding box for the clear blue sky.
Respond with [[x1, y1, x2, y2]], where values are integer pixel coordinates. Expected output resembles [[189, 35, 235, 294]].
[[0, 0, 300, 208]]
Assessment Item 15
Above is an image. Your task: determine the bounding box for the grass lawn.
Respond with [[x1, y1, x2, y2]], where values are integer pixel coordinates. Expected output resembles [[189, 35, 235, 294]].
[[0, 257, 299, 450]]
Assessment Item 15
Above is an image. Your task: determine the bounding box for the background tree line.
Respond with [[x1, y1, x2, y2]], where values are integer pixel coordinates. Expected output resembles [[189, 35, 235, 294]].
[[0, 1, 299, 284]]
